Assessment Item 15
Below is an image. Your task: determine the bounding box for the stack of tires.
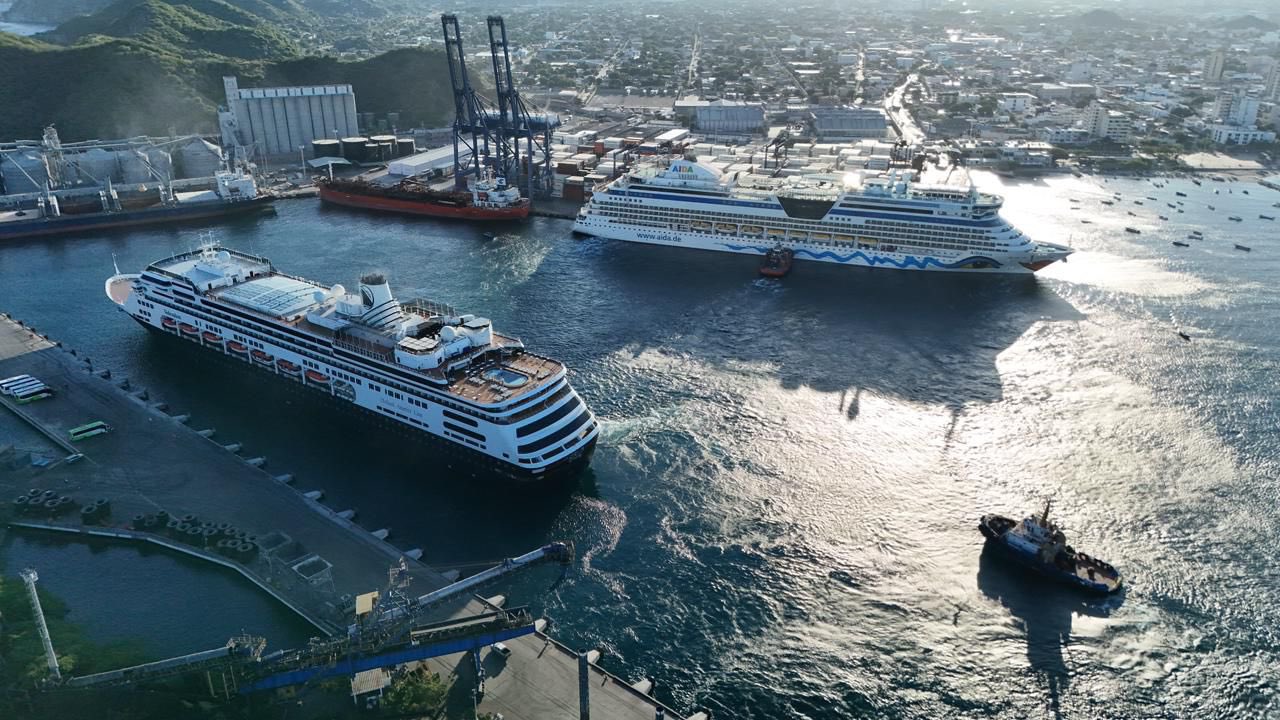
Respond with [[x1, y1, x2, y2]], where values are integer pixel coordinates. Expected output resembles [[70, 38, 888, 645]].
[[11, 489, 74, 517], [80, 498, 111, 525]]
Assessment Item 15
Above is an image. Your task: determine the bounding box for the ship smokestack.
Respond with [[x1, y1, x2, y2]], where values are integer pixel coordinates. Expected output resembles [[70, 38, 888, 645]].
[[358, 273, 402, 329]]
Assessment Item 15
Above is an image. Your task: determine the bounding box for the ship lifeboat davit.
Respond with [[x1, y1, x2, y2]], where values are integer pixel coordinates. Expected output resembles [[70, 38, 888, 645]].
[[252, 349, 274, 364], [277, 359, 301, 376], [161, 316, 178, 330], [304, 369, 331, 384], [179, 323, 199, 336], [202, 330, 223, 344], [227, 340, 248, 354]]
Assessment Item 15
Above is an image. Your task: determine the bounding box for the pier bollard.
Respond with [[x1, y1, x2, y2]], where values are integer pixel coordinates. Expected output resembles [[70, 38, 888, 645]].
[[117, 379, 130, 390], [133, 389, 149, 401], [273, 473, 293, 484], [371, 528, 390, 540], [245, 457, 266, 467], [97, 369, 111, 379], [405, 548, 423, 560], [223, 442, 242, 453], [197, 428, 215, 438], [150, 402, 169, 412], [171, 413, 190, 424], [336, 509, 356, 520], [303, 490, 324, 500]]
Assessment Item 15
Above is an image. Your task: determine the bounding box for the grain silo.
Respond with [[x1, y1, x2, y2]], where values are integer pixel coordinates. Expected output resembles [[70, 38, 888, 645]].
[[312, 138, 341, 160], [396, 138, 416, 158], [0, 150, 51, 195], [219, 76, 359, 159], [176, 138, 224, 179]]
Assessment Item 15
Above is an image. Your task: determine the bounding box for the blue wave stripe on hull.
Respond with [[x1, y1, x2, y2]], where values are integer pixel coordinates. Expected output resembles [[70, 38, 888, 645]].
[[720, 243, 1002, 270]]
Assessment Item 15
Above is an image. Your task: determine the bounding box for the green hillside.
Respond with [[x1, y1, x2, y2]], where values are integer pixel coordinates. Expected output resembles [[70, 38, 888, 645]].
[[0, 31, 458, 141], [40, 0, 302, 60]]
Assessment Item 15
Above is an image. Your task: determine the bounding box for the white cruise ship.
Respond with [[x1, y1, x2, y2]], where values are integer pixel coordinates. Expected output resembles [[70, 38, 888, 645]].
[[573, 158, 1071, 273], [105, 246, 597, 480]]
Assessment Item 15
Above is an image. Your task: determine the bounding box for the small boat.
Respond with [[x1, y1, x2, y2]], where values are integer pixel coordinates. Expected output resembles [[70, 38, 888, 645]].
[[1242, 190, 1249, 195], [1228, 216, 1243, 222], [1158, 215, 1169, 220], [1178, 331, 1192, 341], [1208, 205, 1215, 211], [1069, 198, 1080, 204], [1192, 179, 1202, 186], [1080, 219, 1092, 224], [1127, 211, 1137, 216], [1146, 196, 1158, 201], [251, 349, 274, 364], [1134, 200, 1143, 205], [759, 246, 795, 278], [1177, 209, 1184, 213], [978, 501, 1122, 595], [1190, 230, 1203, 236], [227, 340, 248, 354], [1234, 244, 1252, 252], [1167, 203, 1177, 209], [1124, 227, 1141, 234], [1273, 202, 1280, 208], [1260, 215, 1275, 221], [1175, 191, 1187, 197], [1171, 241, 1189, 247], [1101, 200, 1114, 206]]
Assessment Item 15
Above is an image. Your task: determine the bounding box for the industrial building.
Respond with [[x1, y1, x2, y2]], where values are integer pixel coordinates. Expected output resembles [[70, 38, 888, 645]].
[[675, 99, 766, 134], [809, 106, 889, 141], [219, 76, 359, 160], [1, 128, 224, 197]]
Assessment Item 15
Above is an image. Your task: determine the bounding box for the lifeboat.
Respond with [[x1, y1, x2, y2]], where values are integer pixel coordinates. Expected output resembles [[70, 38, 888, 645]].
[[766, 228, 786, 238], [834, 234, 854, 243], [252, 349, 274, 364], [759, 246, 795, 278], [691, 221, 712, 230], [714, 223, 737, 234], [202, 331, 223, 344], [277, 359, 301, 375], [227, 341, 248, 354], [161, 316, 178, 330], [305, 369, 331, 384], [811, 232, 832, 241], [179, 323, 199, 336], [741, 225, 764, 236]]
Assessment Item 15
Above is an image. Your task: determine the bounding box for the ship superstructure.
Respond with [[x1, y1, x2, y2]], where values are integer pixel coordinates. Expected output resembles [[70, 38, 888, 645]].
[[106, 246, 597, 480], [573, 158, 1071, 273]]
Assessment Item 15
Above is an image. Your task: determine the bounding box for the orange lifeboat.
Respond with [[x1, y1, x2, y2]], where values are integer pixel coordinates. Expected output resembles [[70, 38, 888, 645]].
[[227, 340, 248, 354], [179, 323, 199, 336], [251, 349, 274, 364], [277, 359, 301, 375], [305, 369, 331, 384], [161, 316, 178, 330], [202, 331, 223, 344]]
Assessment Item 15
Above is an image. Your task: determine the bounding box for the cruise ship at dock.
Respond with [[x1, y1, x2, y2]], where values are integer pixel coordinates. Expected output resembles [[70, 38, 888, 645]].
[[573, 157, 1071, 273], [105, 246, 597, 480]]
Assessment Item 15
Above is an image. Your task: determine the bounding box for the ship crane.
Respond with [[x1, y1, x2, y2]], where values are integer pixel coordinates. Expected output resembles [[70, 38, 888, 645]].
[[51, 542, 574, 697]]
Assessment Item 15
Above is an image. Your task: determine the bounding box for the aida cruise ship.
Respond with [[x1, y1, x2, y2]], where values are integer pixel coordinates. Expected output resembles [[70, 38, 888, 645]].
[[574, 157, 1071, 273], [106, 246, 597, 480]]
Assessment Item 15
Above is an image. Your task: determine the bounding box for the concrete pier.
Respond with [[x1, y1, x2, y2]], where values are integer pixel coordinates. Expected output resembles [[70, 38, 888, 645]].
[[0, 313, 689, 719]]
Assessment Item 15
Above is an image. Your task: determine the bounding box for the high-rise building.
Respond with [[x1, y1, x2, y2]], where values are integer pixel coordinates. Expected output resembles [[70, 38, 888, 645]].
[[1266, 65, 1280, 102], [1203, 50, 1226, 84], [218, 76, 359, 159], [1082, 102, 1132, 142], [1214, 90, 1260, 127]]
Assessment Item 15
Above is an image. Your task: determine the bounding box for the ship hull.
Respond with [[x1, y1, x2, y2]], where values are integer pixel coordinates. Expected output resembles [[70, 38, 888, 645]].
[[573, 217, 1044, 274], [978, 515, 1120, 595], [0, 196, 274, 241], [133, 318, 594, 484], [319, 185, 530, 221]]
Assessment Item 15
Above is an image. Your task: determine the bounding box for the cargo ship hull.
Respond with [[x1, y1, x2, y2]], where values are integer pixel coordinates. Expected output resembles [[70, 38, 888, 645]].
[[319, 185, 530, 220], [0, 196, 274, 241]]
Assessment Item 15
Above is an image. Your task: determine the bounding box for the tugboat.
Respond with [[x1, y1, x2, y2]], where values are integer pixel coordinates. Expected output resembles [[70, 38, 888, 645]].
[[758, 246, 795, 278], [978, 501, 1122, 595]]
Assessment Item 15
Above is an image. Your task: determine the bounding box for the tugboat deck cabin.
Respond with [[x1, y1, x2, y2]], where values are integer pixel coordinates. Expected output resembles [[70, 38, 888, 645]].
[[139, 247, 562, 408]]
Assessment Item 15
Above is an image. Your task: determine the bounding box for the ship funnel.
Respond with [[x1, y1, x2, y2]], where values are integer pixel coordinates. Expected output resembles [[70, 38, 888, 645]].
[[358, 273, 402, 329]]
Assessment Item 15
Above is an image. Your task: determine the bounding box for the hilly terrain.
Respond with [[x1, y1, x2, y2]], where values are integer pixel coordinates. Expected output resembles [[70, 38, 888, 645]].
[[0, 0, 461, 141]]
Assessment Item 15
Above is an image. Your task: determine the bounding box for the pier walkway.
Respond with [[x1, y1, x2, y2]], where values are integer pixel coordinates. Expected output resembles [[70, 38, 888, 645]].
[[0, 313, 688, 719]]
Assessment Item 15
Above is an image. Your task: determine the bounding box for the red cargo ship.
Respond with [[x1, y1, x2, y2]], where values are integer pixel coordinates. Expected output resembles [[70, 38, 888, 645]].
[[318, 172, 530, 221]]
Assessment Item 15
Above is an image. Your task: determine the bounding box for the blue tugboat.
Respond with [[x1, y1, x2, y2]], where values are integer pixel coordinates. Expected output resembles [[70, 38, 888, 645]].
[[978, 501, 1122, 594]]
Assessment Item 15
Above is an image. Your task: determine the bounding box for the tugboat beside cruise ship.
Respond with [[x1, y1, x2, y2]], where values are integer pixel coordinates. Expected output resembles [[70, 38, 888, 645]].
[[105, 245, 597, 480], [573, 157, 1071, 273]]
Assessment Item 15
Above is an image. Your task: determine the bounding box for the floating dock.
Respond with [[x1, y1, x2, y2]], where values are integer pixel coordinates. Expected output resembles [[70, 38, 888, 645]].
[[0, 312, 689, 719]]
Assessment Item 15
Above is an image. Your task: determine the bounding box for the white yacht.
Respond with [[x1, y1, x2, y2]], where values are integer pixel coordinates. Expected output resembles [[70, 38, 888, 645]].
[[106, 245, 597, 480]]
